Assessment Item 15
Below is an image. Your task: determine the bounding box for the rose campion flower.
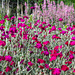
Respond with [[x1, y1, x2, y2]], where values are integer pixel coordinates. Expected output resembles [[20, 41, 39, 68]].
[[59, 18, 63, 21], [49, 50, 57, 54], [52, 68, 61, 75], [0, 56, 5, 61], [65, 61, 72, 65], [61, 65, 69, 71], [7, 18, 11, 21], [30, 51, 33, 54], [11, 16, 15, 20], [45, 64, 49, 69], [0, 20, 5, 24], [28, 61, 34, 66], [32, 36, 37, 40], [37, 59, 46, 63], [70, 50, 74, 54], [51, 25, 56, 31], [48, 24, 51, 27], [21, 19, 25, 22], [58, 28, 62, 31], [5, 66, 12, 72], [58, 52, 63, 58], [4, 15, 8, 19], [60, 30, 66, 35], [20, 59, 24, 64], [71, 30, 75, 35], [42, 21, 46, 24], [69, 54, 74, 60], [52, 35, 57, 39], [70, 41, 75, 46], [43, 45, 48, 51], [66, 26, 72, 31], [71, 37, 75, 40], [23, 16, 29, 19], [49, 56, 57, 62], [44, 51, 49, 56], [30, 6, 35, 9], [39, 65, 44, 69], [43, 41, 50, 45], [65, 41, 68, 46], [5, 55, 13, 62], [26, 66, 30, 71], [35, 42, 42, 49], [49, 68, 53, 70], [10, 61, 15, 66], [38, 24, 43, 28]]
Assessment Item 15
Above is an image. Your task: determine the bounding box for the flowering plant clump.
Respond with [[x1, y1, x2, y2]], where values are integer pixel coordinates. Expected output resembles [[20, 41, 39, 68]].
[[25, 0, 75, 27], [0, 0, 75, 75]]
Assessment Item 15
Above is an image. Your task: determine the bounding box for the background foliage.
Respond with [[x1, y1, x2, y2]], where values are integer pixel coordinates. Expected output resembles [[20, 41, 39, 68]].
[[0, 0, 75, 19]]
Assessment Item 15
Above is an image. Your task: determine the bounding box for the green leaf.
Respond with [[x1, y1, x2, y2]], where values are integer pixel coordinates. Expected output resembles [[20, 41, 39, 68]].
[[64, 25, 67, 28], [49, 27, 52, 29], [28, 15, 33, 22]]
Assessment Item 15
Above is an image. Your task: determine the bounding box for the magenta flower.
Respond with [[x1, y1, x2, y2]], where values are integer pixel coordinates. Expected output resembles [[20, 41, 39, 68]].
[[18, 17, 22, 20], [5, 55, 13, 62], [0, 56, 5, 61], [11, 16, 15, 20], [71, 37, 75, 40], [49, 56, 57, 62], [20, 59, 24, 64], [58, 52, 63, 58], [61, 65, 69, 71], [37, 59, 46, 63], [65, 61, 72, 65], [32, 36, 37, 40], [52, 35, 57, 39], [26, 66, 30, 71], [35, 42, 42, 49], [59, 18, 63, 21], [10, 61, 15, 66], [48, 24, 51, 27], [66, 26, 72, 31], [54, 45, 59, 50], [39, 65, 44, 69], [42, 21, 46, 24], [23, 34, 28, 40], [4, 15, 8, 19], [52, 68, 61, 75], [71, 30, 75, 35], [30, 6, 35, 9], [28, 61, 34, 66], [36, 20, 40, 23], [30, 51, 33, 54], [38, 24, 43, 28], [60, 30, 66, 35], [43, 41, 50, 45], [21, 19, 25, 22], [45, 64, 49, 69], [5, 66, 12, 72], [0, 71, 2, 75], [0, 40, 6, 46], [43, 45, 48, 51], [51, 25, 56, 31], [44, 51, 49, 56], [69, 54, 74, 60], [7, 18, 11, 21], [58, 28, 62, 31], [70, 41, 75, 46], [23, 16, 29, 19], [0, 20, 5, 24]]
